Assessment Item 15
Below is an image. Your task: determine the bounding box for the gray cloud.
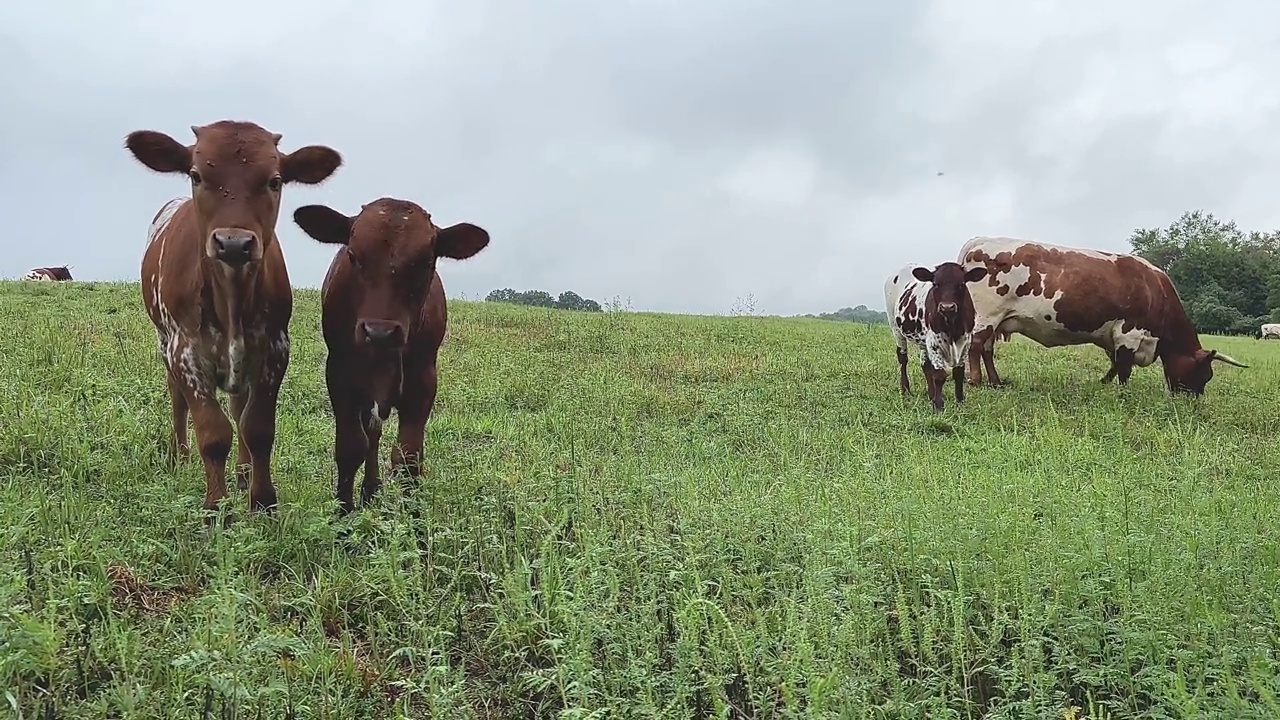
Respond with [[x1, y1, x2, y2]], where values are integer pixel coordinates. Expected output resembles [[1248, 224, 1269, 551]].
[[4, 0, 1280, 316]]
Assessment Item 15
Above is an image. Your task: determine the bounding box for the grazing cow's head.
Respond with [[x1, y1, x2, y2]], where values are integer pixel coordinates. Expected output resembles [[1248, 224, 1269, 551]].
[[51, 266, 72, 281], [294, 198, 490, 350], [912, 262, 987, 331], [124, 120, 342, 270], [1163, 348, 1247, 396]]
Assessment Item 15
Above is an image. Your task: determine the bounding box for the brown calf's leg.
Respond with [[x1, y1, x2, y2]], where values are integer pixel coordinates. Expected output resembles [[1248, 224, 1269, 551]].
[[952, 366, 965, 403], [897, 347, 911, 395], [392, 364, 438, 481], [332, 404, 368, 515], [229, 392, 251, 491], [360, 406, 383, 508], [165, 369, 190, 464], [237, 382, 281, 513], [186, 390, 235, 519]]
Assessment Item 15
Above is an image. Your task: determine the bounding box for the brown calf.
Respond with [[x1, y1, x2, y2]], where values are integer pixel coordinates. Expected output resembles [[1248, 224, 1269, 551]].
[[293, 197, 490, 514], [125, 120, 342, 518]]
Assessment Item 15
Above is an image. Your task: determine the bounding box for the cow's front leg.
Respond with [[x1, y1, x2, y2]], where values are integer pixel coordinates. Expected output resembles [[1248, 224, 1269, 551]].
[[185, 387, 235, 522], [953, 365, 965, 403], [897, 346, 911, 395], [392, 364, 439, 484], [238, 381, 282, 513]]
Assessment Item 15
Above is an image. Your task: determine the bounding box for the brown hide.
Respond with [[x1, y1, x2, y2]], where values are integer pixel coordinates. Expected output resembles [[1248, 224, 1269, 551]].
[[127, 119, 342, 520], [293, 197, 490, 514]]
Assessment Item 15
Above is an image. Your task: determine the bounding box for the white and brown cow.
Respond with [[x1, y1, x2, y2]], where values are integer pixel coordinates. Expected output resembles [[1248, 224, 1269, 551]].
[[1259, 323, 1280, 340], [23, 266, 73, 281], [957, 235, 1247, 395], [125, 120, 342, 520], [885, 261, 988, 411]]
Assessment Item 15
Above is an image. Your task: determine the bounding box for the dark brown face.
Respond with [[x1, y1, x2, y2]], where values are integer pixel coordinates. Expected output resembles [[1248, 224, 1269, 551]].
[[294, 197, 491, 350], [1166, 350, 1216, 396], [125, 120, 343, 269], [912, 261, 987, 320]]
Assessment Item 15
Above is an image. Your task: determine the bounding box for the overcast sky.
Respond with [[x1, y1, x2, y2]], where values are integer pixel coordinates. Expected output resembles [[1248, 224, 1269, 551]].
[[3, 1, 1279, 316]]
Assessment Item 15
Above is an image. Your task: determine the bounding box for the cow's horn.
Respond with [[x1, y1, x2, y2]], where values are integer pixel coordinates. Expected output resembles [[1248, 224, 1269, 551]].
[[1212, 351, 1248, 368]]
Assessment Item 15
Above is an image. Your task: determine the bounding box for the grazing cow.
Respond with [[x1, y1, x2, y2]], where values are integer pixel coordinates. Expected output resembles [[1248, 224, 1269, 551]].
[[125, 120, 343, 518], [885, 261, 988, 411], [1260, 323, 1280, 340], [293, 197, 490, 514], [957, 236, 1247, 395], [23, 266, 73, 281]]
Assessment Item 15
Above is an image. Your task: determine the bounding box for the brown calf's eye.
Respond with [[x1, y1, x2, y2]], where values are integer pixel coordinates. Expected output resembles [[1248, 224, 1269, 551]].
[[188, 170, 203, 185], [267, 176, 283, 192]]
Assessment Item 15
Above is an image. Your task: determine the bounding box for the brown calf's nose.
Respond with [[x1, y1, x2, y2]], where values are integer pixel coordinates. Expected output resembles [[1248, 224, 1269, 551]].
[[359, 320, 406, 347], [212, 230, 259, 267], [938, 301, 958, 313]]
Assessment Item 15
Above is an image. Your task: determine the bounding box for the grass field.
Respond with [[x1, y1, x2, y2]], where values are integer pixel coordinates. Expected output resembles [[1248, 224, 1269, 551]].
[[1, 280, 1279, 719]]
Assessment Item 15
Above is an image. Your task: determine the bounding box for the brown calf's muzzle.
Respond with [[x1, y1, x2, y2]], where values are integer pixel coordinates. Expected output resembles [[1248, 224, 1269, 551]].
[[208, 228, 263, 268], [356, 318, 407, 348]]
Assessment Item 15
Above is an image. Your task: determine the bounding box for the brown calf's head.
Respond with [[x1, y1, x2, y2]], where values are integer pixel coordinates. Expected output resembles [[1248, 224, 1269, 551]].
[[124, 120, 342, 269], [912, 262, 987, 330], [294, 197, 490, 349], [1163, 347, 1248, 396]]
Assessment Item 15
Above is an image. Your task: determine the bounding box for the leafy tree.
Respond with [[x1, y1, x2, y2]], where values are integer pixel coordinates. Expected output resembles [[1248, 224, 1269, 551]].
[[484, 288, 603, 312], [801, 304, 888, 324], [1128, 210, 1280, 335]]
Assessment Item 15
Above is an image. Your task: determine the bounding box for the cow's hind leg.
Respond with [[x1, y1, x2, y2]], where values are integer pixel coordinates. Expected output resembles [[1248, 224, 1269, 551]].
[[229, 392, 251, 491], [897, 345, 911, 395], [164, 368, 190, 464], [967, 327, 994, 386], [360, 406, 383, 508]]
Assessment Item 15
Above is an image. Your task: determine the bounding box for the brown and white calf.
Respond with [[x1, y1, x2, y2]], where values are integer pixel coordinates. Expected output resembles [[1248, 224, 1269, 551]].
[[957, 236, 1247, 395], [23, 266, 73, 281], [884, 261, 988, 412], [293, 197, 490, 514], [125, 120, 343, 518]]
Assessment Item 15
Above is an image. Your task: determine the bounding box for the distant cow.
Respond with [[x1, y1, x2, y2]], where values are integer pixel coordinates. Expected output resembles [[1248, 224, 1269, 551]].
[[957, 236, 1247, 395], [125, 120, 343, 519], [23, 266, 73, 281], [885, 261, 988, 411], [1260, 323, 1280, 340], [293, 197, 490, 514]]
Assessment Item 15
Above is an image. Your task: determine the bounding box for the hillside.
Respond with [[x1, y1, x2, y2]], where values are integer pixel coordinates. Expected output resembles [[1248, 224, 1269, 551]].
[[2, 280, 1279, 718]]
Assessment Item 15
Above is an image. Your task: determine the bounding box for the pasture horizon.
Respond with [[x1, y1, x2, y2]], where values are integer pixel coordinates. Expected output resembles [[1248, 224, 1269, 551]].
[[2, 280, 1278, 718]]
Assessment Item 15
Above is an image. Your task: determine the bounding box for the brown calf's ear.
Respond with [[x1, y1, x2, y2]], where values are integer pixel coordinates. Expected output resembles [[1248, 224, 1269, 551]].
[[964, 266, 988, 283], [911, 266, 935, 283], [293, 205, 353, 245], [124, 130, 192, 174], [436, 223, 491, 260], [281, 145, 343, 185]]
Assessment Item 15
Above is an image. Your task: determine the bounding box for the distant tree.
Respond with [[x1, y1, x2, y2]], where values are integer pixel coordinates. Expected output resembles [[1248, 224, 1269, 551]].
[[801, 304, 888, 324], [485, 287, 603, 312]]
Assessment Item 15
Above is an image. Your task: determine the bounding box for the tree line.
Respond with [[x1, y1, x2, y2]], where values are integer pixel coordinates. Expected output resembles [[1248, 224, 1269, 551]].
[[485, 288, 603, 312], [1129, 210, 1280, 336]]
